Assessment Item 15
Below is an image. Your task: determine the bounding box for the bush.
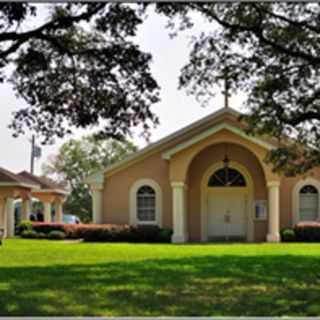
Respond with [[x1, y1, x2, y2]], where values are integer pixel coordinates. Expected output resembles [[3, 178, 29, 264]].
[[130, 225, 162, 243], [21, 230, 39, 239], [281, 228, 296, 242], [32, 222, 65, 234], [25, 222, 173, 243], [157, 228, 173, 243], [81, 224, 131, 242], [31, 222, 98, 239], [294, 222, 320, 242], [47, 230, 66, 240], [82, 224, 172, 243], [17, 220, 33, 235], [36, 232, 47, 239]]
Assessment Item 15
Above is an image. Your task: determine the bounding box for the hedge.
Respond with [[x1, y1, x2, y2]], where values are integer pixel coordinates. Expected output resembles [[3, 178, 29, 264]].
[[81, 225, 172, 243], [32, 222, 65, 234], [294, 222, 320, 242], [27, 222, 172, 243]]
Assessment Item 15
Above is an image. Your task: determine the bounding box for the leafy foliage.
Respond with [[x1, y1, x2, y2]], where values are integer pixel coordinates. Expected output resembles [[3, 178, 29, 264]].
[[0, 3, 159, 143], [156, 3, 320, 175], [295, 222, 320, 242], [3, 3, 320, 175], [47, 230, 66, 240], [42, 134, 137, 222]]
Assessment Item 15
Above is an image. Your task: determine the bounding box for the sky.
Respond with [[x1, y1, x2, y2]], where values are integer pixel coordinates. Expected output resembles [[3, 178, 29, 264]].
[[0, 5, 246, 175]]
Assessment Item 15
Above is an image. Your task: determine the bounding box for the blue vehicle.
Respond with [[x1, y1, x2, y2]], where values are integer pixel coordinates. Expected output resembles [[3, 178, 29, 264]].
[[62, 214, 81, 224]]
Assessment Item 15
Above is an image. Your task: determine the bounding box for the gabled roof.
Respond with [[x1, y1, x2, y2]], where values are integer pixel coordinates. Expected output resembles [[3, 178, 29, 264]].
[[0, 167, 40, 189], [162, 122, 275, 160], [85, 107, 278, 183], [17, 171, 67, 194]]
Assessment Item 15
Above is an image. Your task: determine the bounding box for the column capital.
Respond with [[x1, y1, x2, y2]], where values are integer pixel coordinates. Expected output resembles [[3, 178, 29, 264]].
[[171, 181, 187, 189], [267, 181, 280, 188]]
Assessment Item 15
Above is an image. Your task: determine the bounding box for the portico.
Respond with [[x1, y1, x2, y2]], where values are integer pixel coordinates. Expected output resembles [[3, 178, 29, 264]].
[[0, 168, 67, 237], [164, 128, 281, 243]]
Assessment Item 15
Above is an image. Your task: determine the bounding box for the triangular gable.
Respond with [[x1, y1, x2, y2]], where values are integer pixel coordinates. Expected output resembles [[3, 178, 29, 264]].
[[85, 107, 276, 182], [162, 122, 275, 160]]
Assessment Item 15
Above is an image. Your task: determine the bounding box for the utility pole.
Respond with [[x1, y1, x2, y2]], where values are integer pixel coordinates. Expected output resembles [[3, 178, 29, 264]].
[[30, 135, 35, 174]]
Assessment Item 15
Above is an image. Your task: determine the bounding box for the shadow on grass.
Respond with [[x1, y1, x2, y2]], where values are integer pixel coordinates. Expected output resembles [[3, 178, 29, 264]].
[[0, 254, 320, 316]]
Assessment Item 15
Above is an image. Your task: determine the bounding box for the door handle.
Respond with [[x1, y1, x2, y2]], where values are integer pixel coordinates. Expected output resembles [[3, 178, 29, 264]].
[[225, 211, 231, 223]]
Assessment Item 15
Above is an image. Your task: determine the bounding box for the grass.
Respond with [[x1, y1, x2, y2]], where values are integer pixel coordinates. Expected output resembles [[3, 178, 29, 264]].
[[0, 239, 320, 316]]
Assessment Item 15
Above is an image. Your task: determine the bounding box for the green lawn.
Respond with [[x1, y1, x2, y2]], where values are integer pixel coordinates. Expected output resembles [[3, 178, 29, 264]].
[[0, 239, 320, 316]]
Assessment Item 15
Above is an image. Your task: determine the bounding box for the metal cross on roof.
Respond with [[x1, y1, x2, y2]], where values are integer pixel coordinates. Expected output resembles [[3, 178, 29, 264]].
[[222, 69, 231, 109]]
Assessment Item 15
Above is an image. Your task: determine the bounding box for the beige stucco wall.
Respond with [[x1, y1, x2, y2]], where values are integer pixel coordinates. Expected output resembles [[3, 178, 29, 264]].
[[187, 143, 268, 241], [103, 152, 173, 228], [102, 113, 249, 228], [100, 111, 320, 242], [102, 129, 273, 241]]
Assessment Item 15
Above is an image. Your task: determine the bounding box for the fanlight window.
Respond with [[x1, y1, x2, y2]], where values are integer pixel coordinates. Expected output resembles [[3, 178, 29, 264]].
[[137, 185, 156, 221], [299, 185, 318, 221], [208, 168, 246, 187]]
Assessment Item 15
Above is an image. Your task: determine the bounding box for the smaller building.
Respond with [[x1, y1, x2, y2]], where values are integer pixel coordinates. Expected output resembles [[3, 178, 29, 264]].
[[0, 168, 67, 237]]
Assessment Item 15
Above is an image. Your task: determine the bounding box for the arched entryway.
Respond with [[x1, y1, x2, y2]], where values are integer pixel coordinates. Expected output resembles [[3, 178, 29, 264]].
[[201, 161, 254, 242]]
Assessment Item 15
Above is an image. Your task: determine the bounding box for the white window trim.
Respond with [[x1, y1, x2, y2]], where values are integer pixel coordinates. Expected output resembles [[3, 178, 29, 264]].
[[129, 179, 162, 227], [292, 177, 320, 225]]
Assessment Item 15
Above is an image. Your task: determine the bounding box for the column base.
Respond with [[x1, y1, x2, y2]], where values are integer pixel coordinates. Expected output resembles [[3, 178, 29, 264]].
[[172, 234, 188, 243], [266, 233, 280, 242]]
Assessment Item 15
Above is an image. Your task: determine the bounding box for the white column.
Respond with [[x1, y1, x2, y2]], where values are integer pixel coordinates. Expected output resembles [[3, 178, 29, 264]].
[[55, 202, 63, 223], [171, 182, 188, 243], [6, 198, 15, 238], [267, 181, 280, 242], [92, 183, 103, 224], [0, 198, 6, 238], [43, 202, 52, 222], [21, 199, 32, 221]]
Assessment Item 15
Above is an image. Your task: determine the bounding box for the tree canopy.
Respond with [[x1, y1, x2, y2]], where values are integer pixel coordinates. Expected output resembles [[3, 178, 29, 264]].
[[156, 3, 320, 175], [2, 3, 320, 175], [1, 3, 159, 143], [42, 135, 137, 222]]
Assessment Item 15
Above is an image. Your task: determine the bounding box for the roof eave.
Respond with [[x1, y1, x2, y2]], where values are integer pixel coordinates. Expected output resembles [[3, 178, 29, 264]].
[[85, 107, 241, 181]]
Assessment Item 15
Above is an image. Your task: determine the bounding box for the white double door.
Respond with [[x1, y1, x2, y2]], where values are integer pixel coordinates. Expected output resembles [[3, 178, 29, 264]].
[[207, 188, 248, 240]]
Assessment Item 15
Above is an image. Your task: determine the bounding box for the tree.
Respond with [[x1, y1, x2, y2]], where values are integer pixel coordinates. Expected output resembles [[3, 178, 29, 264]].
[[4, 3, 320, 176], [0, 3, 159, 143], [42, 135, 137, 222], [156, 3, 320, 176]]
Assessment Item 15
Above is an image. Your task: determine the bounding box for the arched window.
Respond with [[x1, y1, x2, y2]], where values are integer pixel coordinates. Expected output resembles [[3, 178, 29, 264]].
[[137, 186, 156, 222], [299, 185, 319, 221], [130, 179, 162, 226], [208, 168, 246, 187]]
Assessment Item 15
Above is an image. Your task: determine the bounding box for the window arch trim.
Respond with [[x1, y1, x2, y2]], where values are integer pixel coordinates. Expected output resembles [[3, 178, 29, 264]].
[[129, 178, 162, 227], [292, 178, 320, 225]]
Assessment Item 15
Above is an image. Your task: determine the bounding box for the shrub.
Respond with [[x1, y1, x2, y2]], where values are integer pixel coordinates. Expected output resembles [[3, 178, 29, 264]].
[[130, 225, 162, 243], [294, 222, 320, 242], [157, 228, 173, 243], [26, 222, 173, 243], [21, 230, 39, 239], [281, 228, 296, 242], [81, 224, 131, 242], [32, 222, 65, 234], [17, 220, 33, 235], [47, 230, 66, 240], [36, 232, 47, 239], [81, 224, 173, 243]]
